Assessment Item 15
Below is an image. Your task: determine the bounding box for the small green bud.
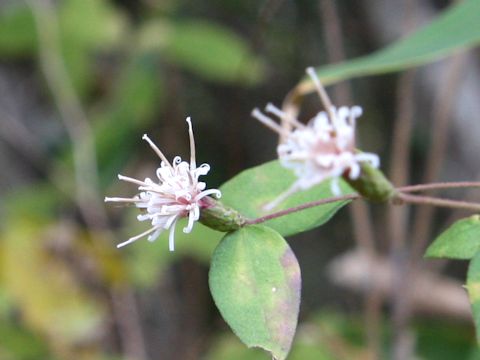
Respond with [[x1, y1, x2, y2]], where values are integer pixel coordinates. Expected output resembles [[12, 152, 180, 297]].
[[345, 162, 397, 202], [199, 197, 247, 232]]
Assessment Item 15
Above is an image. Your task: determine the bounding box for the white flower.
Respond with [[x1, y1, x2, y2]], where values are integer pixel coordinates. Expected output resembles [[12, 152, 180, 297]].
[[252, 67, 379, 210], [105, 117, 221, 251]]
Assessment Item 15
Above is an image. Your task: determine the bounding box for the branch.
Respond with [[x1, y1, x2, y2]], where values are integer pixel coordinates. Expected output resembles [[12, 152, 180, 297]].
[[245, 193, 360, 225], [398, 181, 480, 193], [396, 192, 480, 212]]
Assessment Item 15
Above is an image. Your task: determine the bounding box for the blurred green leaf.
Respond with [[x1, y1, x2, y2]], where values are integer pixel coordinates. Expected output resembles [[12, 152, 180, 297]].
[[303, 0, 480, 88], [57, 0, 125, 94], [93, 54, 164, 187], [425, 215, 480, 259], [58, 0, 124, 49], [415, 319, 476, 360], [209, 225, 301, 360], [2, 183, 64, 224], [164, 20, 264, 85], [136, 20, 169, 52], [0, 322, 50, 360], [0, 5, 36, 56], [0, 0, 124, 93], [220, 161, 352, 237], [2, 220, 104, 352], [467, 251, 480, 344]]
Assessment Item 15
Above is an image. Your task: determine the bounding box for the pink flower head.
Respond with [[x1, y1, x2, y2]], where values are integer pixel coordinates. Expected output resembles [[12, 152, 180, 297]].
[[252, 67, 379, 210], [105, 118, 221, 251]]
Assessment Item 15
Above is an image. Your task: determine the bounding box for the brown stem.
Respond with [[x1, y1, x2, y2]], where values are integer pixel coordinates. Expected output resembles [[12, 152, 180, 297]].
[[396, 193, 480, 212], [388, 70, 416, 360], [388, 70, 416, 252], [245, 193, 360, 225], [245, 182, 480, 227], [398, 181, 480, 193]]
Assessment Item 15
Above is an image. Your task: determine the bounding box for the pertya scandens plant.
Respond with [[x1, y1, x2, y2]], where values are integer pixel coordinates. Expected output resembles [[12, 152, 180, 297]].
[[106, 68, 480, 360]]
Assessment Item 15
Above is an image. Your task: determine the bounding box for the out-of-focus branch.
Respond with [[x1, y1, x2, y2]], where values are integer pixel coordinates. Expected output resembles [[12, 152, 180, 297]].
[[411, 53, 467, 259], [318, 0, 351, 105], [26, 0, 106, 230], [27, 1, 148, 359], [318, 1, 379, 357], [0, 112, 48, 166], [397, 193, 480, 212], [399, 181, 480, 193], [388, 70, 417, 360], [388, 70, 416, 252], [318, 0, 376, 254]]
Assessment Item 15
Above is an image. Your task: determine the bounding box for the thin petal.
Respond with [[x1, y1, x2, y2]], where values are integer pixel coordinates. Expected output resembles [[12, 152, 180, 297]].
[[355, 153, 380, 168], [168, 219, 178, 251], [306, 67, 336, 122], [195, 188, 222, 201], [147, 228, 163, 242], [118, 174, 147, 186], [104, 196, 139, 203], [348, 162, 361, 180], [251, 108, 286, 135], [143, 134, 172, 168], [184, 207, 197, 233], [330, 177, 342, 196], [117, 226, 157, 248], [265, 103, 305, 129], [186, 117, 197, 170]]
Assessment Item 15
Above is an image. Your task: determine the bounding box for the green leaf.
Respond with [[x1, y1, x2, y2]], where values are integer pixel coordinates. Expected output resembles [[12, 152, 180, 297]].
[[58, 0, 124, 49], [57, 0, 125, 95], [302, 0, 480, 89], [467, 251, 480, 344], [209, 225, 301, 360], [0, 5, 36, 56], [220, 161, 352, 237], [164, 20, 264, 85], [425, 215, 480, 259]]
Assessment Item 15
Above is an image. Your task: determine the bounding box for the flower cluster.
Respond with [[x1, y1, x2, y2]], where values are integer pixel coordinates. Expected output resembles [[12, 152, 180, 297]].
[[105, 118, 221, 251], [252, 68, 379, 210]]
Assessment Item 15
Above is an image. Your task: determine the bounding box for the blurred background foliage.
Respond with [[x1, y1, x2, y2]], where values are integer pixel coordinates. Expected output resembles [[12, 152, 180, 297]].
[[0, 0, 480, 359]]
